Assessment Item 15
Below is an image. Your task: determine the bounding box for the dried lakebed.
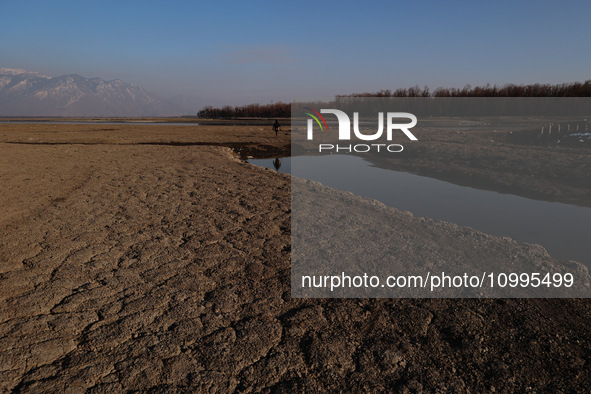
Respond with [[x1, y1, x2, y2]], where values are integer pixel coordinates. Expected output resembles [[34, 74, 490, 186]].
[[0, 123, 590, 391]]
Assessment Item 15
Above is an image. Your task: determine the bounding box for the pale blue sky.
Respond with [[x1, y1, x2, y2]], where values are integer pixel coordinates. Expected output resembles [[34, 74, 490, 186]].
[[2, 1, 591, 107]]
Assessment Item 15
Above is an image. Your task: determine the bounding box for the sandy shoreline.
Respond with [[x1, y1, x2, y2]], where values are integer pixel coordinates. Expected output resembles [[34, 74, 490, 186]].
[[1, 124, 590, 391]]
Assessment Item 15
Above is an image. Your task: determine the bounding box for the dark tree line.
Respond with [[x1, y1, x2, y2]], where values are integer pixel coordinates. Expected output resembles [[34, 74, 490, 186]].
[[197, 81, 591, 118], [197, 102, 290, 119], [340, 80, 591, 98]]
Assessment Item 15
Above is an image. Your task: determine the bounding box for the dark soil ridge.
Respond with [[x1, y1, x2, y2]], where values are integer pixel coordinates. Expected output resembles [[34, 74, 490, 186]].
[[3, 140, 290, 160]]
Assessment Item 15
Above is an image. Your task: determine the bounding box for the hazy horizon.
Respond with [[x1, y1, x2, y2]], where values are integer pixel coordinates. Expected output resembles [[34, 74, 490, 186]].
[[3, 1, 591, 108]]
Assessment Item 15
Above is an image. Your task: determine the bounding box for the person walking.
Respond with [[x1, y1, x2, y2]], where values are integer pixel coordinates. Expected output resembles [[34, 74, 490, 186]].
[[273, 120, 281, 136]]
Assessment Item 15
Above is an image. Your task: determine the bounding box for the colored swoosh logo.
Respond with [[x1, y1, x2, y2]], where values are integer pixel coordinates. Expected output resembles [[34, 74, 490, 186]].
[[304, 107, 328, 131]]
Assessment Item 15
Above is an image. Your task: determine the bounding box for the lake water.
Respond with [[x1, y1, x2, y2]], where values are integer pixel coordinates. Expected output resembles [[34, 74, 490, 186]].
[[249, 155, 591, 267]]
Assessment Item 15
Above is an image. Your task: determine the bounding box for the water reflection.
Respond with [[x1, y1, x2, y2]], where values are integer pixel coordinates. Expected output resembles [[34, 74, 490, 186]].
[[249, 157, 291, 173], [273, 158, 282, 171]]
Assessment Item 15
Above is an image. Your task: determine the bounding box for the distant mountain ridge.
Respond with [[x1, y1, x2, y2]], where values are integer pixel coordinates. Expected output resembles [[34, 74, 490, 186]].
[[0, 68, 195, 116]]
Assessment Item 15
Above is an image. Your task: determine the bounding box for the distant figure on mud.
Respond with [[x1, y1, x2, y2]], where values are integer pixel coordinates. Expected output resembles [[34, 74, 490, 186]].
[[273, 158, 282, 171], [273, 120, 281, 136]]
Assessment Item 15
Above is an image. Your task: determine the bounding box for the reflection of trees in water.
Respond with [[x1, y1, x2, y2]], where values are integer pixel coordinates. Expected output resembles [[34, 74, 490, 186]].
[[273, 158, 282, 171]]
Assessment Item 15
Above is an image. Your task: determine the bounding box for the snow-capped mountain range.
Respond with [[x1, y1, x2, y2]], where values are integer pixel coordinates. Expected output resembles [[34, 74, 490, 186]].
[[0, 68, 196, 116]]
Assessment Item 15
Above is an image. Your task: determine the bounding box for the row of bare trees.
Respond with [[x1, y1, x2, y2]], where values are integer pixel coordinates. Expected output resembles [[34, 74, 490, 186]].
[[341, 80, 591, 98], [197, 102, 290, 119], [197, 81, 591, 118]]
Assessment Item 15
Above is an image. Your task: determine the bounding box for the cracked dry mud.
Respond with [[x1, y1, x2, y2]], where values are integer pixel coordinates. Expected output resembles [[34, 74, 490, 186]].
[[1, 124, 590, 392]]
